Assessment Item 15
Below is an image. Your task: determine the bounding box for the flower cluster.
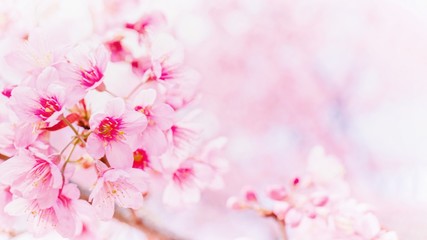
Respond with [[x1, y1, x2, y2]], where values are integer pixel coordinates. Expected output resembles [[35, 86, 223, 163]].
[[228, 147, 398, 240], [0, 2, 225, 238]]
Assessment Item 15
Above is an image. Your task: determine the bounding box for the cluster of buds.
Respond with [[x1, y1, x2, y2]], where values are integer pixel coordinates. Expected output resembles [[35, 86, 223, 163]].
[[228, 147, 398, 240], [0, 2, 226, 238]]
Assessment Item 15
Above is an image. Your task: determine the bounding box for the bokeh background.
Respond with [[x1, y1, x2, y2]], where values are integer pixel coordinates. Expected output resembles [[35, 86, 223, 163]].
[[145, 0, 427, 239]]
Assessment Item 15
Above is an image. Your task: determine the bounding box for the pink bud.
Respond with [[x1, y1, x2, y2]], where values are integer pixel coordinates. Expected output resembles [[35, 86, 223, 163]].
[[306, 209, 317, 219], [310, 192, 329, 207], [227, 197, 244, 210], [242, 187, 258, 202], [1, 85, 16, 98], [267, 185, 287, 200], [285, 209, 302, 228]]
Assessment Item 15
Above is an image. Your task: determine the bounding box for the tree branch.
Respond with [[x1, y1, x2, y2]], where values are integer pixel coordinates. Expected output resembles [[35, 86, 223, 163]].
[[114, 209, 184, 240]]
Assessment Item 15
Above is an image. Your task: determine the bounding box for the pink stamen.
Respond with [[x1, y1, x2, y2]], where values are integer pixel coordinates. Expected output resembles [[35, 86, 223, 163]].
[[34, 96, 61, 120], [81, 66, 103, 88]]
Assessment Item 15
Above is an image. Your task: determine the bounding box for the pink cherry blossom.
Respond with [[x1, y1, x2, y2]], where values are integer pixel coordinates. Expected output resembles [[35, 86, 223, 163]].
[[0, 150, 62, 208], [8, 67, 70, 126], [5, 29, 67, 76], [125, 12, 166, 36], [86, 98, 147, 168], [59, 45, 109, 95], [89, 163, 148, 220], [0, 122, 38, 156], [132, 89, 174, 155], [163, 159, 214, 206], [4, 183, 91, 238]]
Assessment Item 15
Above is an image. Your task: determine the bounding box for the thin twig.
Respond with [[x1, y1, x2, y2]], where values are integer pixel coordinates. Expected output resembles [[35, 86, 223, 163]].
[[114, 209, 184, 240], [278, 220, 288, 240], [62, 116, 86, 146]]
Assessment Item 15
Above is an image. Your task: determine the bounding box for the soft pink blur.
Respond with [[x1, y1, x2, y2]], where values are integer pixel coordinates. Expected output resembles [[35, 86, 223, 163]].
[[146, 0, 427, 239]]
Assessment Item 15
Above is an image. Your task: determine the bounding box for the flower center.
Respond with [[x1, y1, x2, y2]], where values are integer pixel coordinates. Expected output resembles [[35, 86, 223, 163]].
[[34, 96, 61, 120], [95, 117, 123, 142], [81, 66, 103, 88], [133, 148, 150, 170], [172, 167, 194, 186], [135, 105, 155, 125]]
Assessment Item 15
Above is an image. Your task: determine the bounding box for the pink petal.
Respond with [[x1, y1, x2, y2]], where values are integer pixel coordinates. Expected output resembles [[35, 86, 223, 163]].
[[139, 126, 168, 155], [121, 111, 147, 134], [89, 177, 105, 203], [37, 188, 59, 209], [89, 113, 106, 130], [54, 203, 76, 238], [162, 182, 182, 206], [14, 123, 38, 149], [86, 135, 105, 160], [4, 198, 30, 216], [5, 51, 35, 72], [103, 169, 128, 182], [49, 161, 64, 189], [35, 67, 59, 91], [133, 89, 156, 107], [95, 45, 109, 71], [356, 213, 381, 239], [192, 161, 215, 187], [105, 141, 133, 169], [92, 188, 115, 220], [0, 153, 33, 185], [105, 98, 125, 117], [114, 188, 144, 209], [62, 183, 81, 200], [151, 103, 174, 130], [127, 168, 148, 193]]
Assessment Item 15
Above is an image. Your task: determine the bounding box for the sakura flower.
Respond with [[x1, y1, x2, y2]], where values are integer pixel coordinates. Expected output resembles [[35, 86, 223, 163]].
[[9, 67, 70, 126], [125, 12, 166, 36], [0, 122, 39, 156], [163, 159, 214, 206], [355, 212, 381, 239], [5, 29, 67, 76], [5, 183, 91, 238], [133, 89, 174, 155], [105, 37, 129, 62], [59, 45, 109, 96], [89, 163, 148, 220], [0, 150, 62, 208], [86, 98, 147, 168], [147, 33, 184, 82]]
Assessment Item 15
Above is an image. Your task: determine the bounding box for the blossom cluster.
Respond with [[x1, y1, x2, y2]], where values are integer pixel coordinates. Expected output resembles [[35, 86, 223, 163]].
[[228, 147, 398, 240], [0, 2, 225, 238]]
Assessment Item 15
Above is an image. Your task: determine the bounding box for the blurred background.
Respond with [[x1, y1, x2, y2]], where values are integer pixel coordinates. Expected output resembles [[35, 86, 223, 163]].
[[144, 0, 427, 239]]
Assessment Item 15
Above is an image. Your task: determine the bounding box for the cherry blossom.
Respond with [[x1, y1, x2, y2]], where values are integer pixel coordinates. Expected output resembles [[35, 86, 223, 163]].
[[5, 183, 91, 238], [8, 67, 70, 126], [132, 89, 174, 155], [89, 162, 148, 220], [0, 150, 62, 208], [86, 98, 147, 168], [58, 45, 109, 96]]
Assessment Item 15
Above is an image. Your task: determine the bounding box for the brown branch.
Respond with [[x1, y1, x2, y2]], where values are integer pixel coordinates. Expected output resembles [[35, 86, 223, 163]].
[[80, 191, 184, 240], [114, 209, 184, 240], [278, 220, 288, 240], [0, 153, 10, 161]]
